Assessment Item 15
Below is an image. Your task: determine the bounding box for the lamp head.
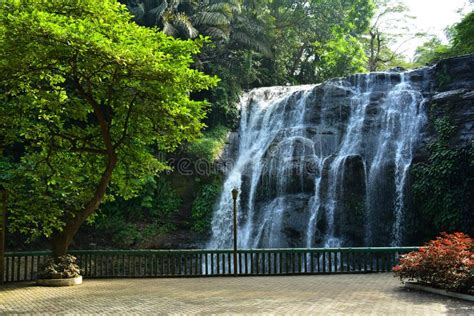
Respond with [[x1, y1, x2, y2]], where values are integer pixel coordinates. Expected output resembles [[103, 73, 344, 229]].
[[231, 188, 239, 200]]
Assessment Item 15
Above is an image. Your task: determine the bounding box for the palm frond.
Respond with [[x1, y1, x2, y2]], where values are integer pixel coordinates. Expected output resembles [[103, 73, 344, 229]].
[[234, 15, 264, 34], [148, 0, 168, 24], [206, 2, 240, 16], [192, 12, 231, 26], [174, 13, 199, 38], [162, 20, 178, 36], [203, 26, 230, 40], [127, 1, 146, 23], [231, 30, 272, 57]]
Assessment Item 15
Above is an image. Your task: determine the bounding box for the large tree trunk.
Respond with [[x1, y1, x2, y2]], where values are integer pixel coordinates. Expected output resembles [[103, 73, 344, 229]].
[[51, 153, 117, 257], [368, 31, 377, 72], [50, 80, 117, 257]]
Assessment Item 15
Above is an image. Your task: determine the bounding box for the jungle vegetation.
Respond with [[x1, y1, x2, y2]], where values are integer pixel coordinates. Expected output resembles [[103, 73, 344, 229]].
[[1, 0, 473, 251]]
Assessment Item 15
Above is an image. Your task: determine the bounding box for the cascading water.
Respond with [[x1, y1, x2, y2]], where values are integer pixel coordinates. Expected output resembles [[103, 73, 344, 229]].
[[208, 69, 428, 249]]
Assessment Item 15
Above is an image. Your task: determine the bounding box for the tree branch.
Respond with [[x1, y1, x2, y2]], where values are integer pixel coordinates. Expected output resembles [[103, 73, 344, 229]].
[[51, 132, 106, 154], [113, 95, 136, 149]]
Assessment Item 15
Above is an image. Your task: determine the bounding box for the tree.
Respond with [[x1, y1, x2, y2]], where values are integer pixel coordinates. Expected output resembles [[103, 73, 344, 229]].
[[412, 11, 474, 66], [0, 0, 218, 256], [208, 0, 374, 88], [265, 0, 374, 84], [121, 0, 256, 128], [413, 37, 450, 66], [365, 0, 423, 71], [450, 11, 474, 55], [120, 1, 376, 129], [124, 0, 241, 41]]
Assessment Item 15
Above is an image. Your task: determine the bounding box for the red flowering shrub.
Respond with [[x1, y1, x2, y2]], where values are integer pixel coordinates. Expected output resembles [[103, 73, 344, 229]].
[[393, 232, 474, 292]]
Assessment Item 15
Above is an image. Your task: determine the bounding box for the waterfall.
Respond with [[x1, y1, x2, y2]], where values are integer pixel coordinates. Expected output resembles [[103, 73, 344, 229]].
[[208, 70, 428, 249]]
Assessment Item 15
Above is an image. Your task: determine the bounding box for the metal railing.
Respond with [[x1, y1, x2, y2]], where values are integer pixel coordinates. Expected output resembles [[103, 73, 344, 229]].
[[2, 247, 419, 283]]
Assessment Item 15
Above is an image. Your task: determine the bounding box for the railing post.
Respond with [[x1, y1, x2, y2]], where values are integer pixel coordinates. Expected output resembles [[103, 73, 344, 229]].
[[231, 188, 239, 276], [0, 189, 7, 284]]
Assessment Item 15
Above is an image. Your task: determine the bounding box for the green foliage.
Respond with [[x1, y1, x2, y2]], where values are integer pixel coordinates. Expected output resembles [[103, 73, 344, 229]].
[[262, 0, 375, 84], [93, 177, 181, 247], [413, 11, 474, 66], [187, 125, 229, 161], [435, 64, 453, 90], [364, 0, 421, 71], [412, 118, 474, 236], [451, 11, 474, 55], [95, 216, 143, 247], [316, 32, 367, 80], [124, 0, 241, 41], [206, 71, 242, 127], [119, 0, 376, 131], [0, 0, 217, 241], [191, 181, 221, 233], [194, 0, 375, 127], [413, 38, 451, 66]]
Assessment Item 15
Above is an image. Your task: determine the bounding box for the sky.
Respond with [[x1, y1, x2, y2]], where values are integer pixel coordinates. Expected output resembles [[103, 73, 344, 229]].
[[391, 0, 472, 59]]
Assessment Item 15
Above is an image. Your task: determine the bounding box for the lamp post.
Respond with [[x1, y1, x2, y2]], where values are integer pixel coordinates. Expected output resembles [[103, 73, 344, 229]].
[[231, 188, 239, 276]]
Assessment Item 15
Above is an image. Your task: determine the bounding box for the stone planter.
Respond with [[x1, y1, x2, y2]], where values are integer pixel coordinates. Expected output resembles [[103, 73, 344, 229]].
[[405, 282, 474, 302], [36, 275, 82, 287]]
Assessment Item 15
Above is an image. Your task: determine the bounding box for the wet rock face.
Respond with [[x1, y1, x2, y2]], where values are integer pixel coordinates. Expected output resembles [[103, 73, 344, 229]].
[[218, 132, 240, 175], [414, 54, 474, 161], [432, 89, 474, 143], [252, 194, 314, 248], [209, 54, 474, 249], [435, 54, 474, 92], [304, 83, 352, 134], [335, 155, 367, 246]]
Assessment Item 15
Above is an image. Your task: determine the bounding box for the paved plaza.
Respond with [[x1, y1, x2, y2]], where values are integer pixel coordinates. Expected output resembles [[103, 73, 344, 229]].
[[0, 274, 472, 315]]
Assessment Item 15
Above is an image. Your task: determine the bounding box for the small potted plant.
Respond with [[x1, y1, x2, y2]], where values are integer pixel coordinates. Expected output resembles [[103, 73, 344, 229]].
[[36, 254, 82, 286]]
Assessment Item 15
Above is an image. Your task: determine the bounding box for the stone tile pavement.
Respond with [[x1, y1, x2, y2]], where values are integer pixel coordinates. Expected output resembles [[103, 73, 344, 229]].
[[0, 274, 472, 315]]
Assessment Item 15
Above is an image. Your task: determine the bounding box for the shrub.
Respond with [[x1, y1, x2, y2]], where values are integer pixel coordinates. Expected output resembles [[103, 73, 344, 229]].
[[393, 232, 474, 292], [39, 255, 81, 279], [186, 125, 229, 161], [92, 177, 180, 247], [191, 181, 222, 234]]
